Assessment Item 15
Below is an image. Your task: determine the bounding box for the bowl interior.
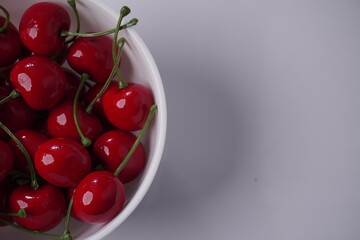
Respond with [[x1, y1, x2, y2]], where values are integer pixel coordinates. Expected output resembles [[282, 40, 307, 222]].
[[0, 0, 166, 239]]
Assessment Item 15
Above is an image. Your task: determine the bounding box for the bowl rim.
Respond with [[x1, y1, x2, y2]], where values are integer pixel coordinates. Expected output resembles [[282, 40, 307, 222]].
[[82, 1, 167, 239]]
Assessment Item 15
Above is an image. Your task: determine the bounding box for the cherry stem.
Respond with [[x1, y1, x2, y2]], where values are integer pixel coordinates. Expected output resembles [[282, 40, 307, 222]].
[[9, 169, 31, 179], [113, 7, 130, 87], [114, 104, 157, 176], [0, 218, 65, 239], [65, 0, 80, 45], [60, 18, 138, 38], [85, 38, 126, 114], [73, 73, 91, 147], [62, 196, 74, 240], [0, 121, 39, 189], [0, 90, 21, 105], [0, 209, 26, 218], [0, 5, 10, 32]]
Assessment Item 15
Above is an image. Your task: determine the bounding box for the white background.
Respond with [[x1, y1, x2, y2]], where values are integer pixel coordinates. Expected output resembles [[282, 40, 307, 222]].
[[102, 1, 360, 240]]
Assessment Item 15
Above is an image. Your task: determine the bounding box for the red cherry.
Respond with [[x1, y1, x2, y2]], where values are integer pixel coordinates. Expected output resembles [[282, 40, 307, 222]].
[[34, 138, 92, 188], [0, 16, 23, 67], [0, 87, 37, 140], [93, 130, 146, 183], [8, 184, 66, 231], [102, 83, 154, 131], [10, 56, 67, 110], [67, 35, 116, 83], [8, 129, 49, 175], [47, 100, 102, 143], [19, 2, 70, 56], [0, 141, 14, 182], [72, 170, 125, 223], [85, 82, 117, 123]]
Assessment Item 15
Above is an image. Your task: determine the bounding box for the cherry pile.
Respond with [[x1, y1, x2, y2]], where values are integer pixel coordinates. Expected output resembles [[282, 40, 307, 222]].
[[0, 1, 157, 239]]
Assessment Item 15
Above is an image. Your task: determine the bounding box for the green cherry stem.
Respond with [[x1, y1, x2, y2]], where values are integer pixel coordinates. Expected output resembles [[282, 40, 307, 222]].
[[85, 38, 126, 114], [65, 0, 80, 44], [114, 104, 157, 176], [0, 218, 65, 239], [62, 196, 74, 240], [0, 121, 39, 189], [60, 18, 138, 38], [113, 6, 130, 86], [0, 90, 21, 105], [0, 5, 10, 32], [73, 73, 91, 147], [0, 209, 26, 218]]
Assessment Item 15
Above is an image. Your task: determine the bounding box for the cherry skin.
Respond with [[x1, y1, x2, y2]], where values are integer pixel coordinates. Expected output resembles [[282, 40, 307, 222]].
[[19, 2, 70, 56], [8, 129, 49, 175], [47, 100, 102, 143], [72, 170, 126, 223], [85, 82, 117, 123], [62, 68, 85, 100], [8, 183, 66, 231], [0, 16, 23, 67], [102, 83, 154, 131], [67, 35, 116, 83], [0, 141, 14, 183], [34, 138, 92, 188], [10, 56, 67, 110], [0, 87, 37, 140], [93, 130, 146, 183]]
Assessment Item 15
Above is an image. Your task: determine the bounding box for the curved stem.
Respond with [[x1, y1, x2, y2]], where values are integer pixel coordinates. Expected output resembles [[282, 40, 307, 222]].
[[113, 6, 130, 87], [65, 0, 80, 45], [0, 218, 65, 239], [73, 73, 91, 147], [0, 121, 39, 189], [62, 196, 74, 240], [114, 105, 157, 176], [85, 38, 126, 114], [0, 5, 10, 32], [0, 209, 26, 218], [0, 90, 20, 105]]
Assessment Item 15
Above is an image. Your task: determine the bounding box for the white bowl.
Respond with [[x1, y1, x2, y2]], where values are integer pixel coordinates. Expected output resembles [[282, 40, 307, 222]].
[[0, 0, 167, 239]]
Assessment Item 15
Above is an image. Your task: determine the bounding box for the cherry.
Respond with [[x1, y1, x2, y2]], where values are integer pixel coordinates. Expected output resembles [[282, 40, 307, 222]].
[[72, 170, 125, 223], [8, 183, 66, 231], [10, 56, 67, 110], [93, 130, 146, 183], [102, 83, 154, 131], [34, 138, 92, 188], [0, 140, 14, 182], [19, 2, 70, 56], [47, 100, 102, 144], [0, 87, 37, 140], [67, 35, 116, 83], [8, 129, 49, 175], [0, 7, 23, 67]]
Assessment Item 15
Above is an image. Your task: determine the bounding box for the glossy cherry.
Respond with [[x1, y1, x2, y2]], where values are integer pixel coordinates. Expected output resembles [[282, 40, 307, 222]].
[[19, 2, 70, 56], [72, 170, 125, 223], [8, 183, 66, 231], [93, 129, 146, 183], [0, 16, 23, 67], [47, 100, 102, 143], [10, 56, 67, 110], [102, 83, 154, 131], [0, 140, 14, 182], [34, 138, 92, 188], [67, 35, 116, 83], [8, 129, 49, 175]]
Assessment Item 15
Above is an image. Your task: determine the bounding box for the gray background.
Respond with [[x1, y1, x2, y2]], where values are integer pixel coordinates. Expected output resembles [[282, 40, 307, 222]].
[[102, 0, 360, 240]]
